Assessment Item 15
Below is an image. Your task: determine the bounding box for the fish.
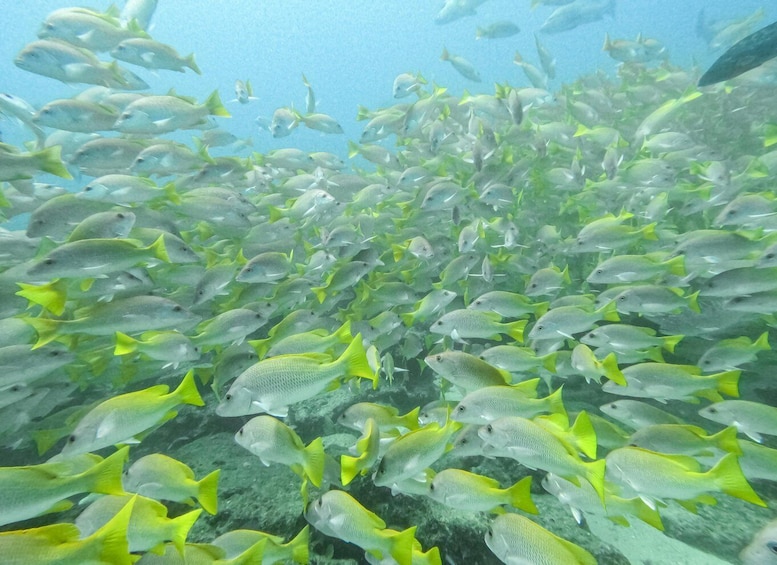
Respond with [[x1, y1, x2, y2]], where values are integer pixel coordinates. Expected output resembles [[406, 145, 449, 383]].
[[216, 334, 377, 417], [235, 415, 326, 487], [476, 22, 520, 40], [540, 0, 616, 34], [61, 371, 203, 455], [699, 400, 777, 443], [427, 469, 536, 513], [305, 489, 421, 565], [75, 492, 201, 554], [605, 447, 765, 509], [111, 38, 201, 74], [123, 453, 220, 514], [699, 20, 777, 86], [741, 518, 777, 565], [440, 48, 482, 82], [113, 90, 230, 134], [0, 447, 127, 526], [485, 512, 597, 565], [0, 494, 135, 565]]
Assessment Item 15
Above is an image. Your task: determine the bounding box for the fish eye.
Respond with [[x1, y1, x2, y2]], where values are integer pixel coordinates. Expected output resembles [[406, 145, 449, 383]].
[[116, 213, 125, 219], [172, 305, 182, 312], [317, 498, 323, 507], [67, 435, 76, 443], [44, 258, 54, 265], [225, 394, 232, 401], [608, 403, 617, 410], [456, 405, 465, 412], [767, 253, 776, 260], [237, 427, 243, 435], [485, 425, 493, 433], [707, 407, 717, 414], [429, 483, 435, 491], [768, 541, 777, 554]]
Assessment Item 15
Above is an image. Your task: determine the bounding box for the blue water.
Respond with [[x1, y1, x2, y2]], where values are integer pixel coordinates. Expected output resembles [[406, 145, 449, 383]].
[[1, 0, 766, 157]]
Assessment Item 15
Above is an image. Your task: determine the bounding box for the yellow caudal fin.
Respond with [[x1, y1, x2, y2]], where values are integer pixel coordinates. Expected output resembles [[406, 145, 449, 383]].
[[506, 476, 537, 514], [172, 370, 205, 407], [661, 334, 683, 353], [196, 469, 220, 515], [22, 316, 61, 349], [340, 453, 361, 486], [709, 452, 766, 507], [507, 319, 527, 342], [601, 352, 626, 386], [205, 90, 231, 117], [114, 331, 139, 356], [709, 426, 742, 455], [570, 411, 598, 459], [284, 525, 310, 564], [584, 459, 607, 505], [37, 145, 73, 179], [385, 526, 417, 565], [84, 495, 135, 565], [623, 497, 665, 530], [337, 334, 379, 388], [545, 387, 567, 421], [170, 508, 203, 555], [399, 406, 421, 430], [302, 436, 326, 488], [80, 446, 129, 496], [16, 280, 68, 316], [714, 370, 741, 398]]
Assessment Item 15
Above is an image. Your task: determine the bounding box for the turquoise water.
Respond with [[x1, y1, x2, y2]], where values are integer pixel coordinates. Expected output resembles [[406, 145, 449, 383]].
[[1, 2, 777, 564]]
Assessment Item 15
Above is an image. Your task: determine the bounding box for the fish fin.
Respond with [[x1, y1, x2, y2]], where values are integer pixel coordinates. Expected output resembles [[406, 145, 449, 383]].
[[83, 495, 135, 565], [170, 509, 202, 555], [710, 452, 766, 506], [205, 89, 230, 117], [16, 280, 68, 316], [506, 476, 537, 514], [113, 331, 138, 355], [303, 436, 326, 488], [172, 370, 205, 407], [196, 469, 220, 515]]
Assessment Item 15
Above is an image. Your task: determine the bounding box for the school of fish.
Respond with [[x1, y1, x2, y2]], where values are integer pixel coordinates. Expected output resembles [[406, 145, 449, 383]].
[[1, 0, 777, 564]]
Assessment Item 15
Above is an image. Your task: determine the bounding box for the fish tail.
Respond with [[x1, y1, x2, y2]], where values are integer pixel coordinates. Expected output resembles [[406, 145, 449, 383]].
[[583, 459, 607, 506], [81, 446, 129, 496], [507, 319, 527, 342], [661, 334, 683, 353], [601, 352, 626, 386], [546, 386, 567, 420], [755, 331, 771, 351], [385, 525, 417, 565], [205, 89, 231, 118], [283, 525, 310, 564], [542, 350, 558, 373], [147, 234, 171, 263], [82, 495, 135, 565], [311, 285, 327, 304], [440, 47, 449, 61], [340, 453, 363, 486], [533, 300, 550, 318], [169, 508, 202, 555], [714, 369, 741, 398], [35, 145, 72, 179], [186, 53, 201, 75], [625, 497, 665, 530], [172, 370, 205, 406], [709, 453, 766, 507], [506, 475, 537, 514], [31, 428, 64, 455], [418, 547, 442, 565], [338, 333, 379, 388], [16, 280, 68, 316], [113, 331, 139, 355], [571, 411, 598, 459], [687, 290, 701, 313], [303, 436, 326, 488], [665, 255, 686, 277], [196, 469, 220, 515], [22, 315, 61, 349], [400, 406, 421, 430], [711, 426, 742, 455]]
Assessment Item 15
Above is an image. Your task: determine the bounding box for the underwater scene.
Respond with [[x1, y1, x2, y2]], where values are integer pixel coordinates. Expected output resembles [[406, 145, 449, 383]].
[[3, 0, 777, 563]]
